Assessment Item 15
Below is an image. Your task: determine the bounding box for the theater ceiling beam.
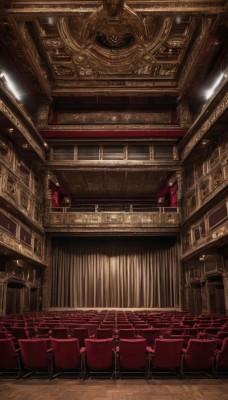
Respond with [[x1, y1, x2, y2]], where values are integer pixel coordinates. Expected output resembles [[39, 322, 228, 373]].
[[2, 1, 226, 16]]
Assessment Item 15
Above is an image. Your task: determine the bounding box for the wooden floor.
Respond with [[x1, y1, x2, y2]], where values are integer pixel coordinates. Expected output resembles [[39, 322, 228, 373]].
[[1, 377, 228, 400]]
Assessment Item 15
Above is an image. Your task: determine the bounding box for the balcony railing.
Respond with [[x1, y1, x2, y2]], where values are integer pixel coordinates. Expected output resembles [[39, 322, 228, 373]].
[[45, 206, 180, 233], [50, 205, 178, 213]]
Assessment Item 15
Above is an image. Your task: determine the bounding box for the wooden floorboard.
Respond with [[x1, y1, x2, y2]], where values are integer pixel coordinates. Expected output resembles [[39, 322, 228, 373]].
[[0, 378, 228, 400]]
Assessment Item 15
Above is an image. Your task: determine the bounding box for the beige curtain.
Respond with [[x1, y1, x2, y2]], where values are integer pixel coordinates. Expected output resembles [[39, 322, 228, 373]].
[[50, 237, 180, 308]]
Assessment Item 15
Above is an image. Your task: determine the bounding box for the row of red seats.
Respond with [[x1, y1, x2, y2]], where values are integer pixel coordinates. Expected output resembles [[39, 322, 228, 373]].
[[2, 324, 228, 349], [1, 310, 228, 351], [0, 337, 228, 379]]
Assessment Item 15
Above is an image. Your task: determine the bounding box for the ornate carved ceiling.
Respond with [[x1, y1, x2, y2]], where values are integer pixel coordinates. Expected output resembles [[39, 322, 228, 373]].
[[1, 0, 227, 106]]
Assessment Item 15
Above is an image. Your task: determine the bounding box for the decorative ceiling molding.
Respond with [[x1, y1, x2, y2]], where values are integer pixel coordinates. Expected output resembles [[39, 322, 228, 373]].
[[3, 1, 226, 15]]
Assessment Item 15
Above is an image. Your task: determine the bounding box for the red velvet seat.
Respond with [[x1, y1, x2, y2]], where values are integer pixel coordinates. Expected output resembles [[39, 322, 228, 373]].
[[0, 330, 9, 339], [117, 338, 150, 378], [134, 324, 149, 335], [73, 328, 90, 347], [181, 339, 217, 377], [11, 327, 29, 345], [51, 338, 85, 378], [84, 338, 115, 378], [81, 324, 97, 336], [51, 327, 70, 339], [140, 328, 162, 347], [19, 339, 53, 378], [149, 338, 183, 377], [215, 337, 228, 375], [117, 324, 132, 329], [118, 328, 136, 339], [100, 323, 115, 329], [96, 328, 114, 339], [35, 326, 51, 338], [0, 338, 22, 377]]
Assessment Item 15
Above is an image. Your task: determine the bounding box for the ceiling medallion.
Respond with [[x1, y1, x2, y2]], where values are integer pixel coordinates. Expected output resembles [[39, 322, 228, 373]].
[[85, 0, 140, 51], [96, 29, 134, 50], [58, 0, 172, 74]]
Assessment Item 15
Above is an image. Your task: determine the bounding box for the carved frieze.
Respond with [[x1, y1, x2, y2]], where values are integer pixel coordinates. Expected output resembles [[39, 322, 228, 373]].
[[0, 162, 43, 228], [0, 207, 45, 264], [47, 210, 180, 233], [0, 99, 45, 160], [181, 199, 228, 259], [211, 167, 224, 190], [199, 179, 210, 202], [57, 110, 172, 125], [182, 92, 228, 161], [182, 131, 227, 223]]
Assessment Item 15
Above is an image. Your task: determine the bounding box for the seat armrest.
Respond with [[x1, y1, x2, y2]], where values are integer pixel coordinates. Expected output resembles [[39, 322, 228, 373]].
[[146, 346, 154, 354]]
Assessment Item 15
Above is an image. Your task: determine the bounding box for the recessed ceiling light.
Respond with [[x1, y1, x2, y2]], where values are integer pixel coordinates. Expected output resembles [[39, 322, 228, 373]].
[[175, 16, 182, 24]]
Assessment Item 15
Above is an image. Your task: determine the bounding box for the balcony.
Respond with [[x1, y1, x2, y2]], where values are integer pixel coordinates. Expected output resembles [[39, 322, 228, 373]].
[[44, 205, 180, 235]]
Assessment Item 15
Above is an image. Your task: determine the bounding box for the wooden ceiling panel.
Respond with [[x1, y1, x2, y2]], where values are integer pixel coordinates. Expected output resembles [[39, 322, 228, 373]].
[[57, 170, 172, 197]]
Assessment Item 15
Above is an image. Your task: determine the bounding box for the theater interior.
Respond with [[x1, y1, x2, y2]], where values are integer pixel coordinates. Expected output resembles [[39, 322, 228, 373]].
[[0, 0, 228, 396]]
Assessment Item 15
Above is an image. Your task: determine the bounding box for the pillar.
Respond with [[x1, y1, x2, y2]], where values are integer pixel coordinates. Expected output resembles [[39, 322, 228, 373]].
[[223, 273, 228, 315]]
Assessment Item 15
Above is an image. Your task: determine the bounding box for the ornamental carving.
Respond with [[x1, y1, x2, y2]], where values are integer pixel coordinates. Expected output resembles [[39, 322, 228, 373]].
[[57, 110, 171, 125], [12, 0, 191, 84], [47, 210, 180, 232], [211, 167, 223, 190], [199, 179, 210, 201]]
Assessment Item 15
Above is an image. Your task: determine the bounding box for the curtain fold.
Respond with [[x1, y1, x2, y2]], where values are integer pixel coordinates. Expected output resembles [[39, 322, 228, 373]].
[[50, 237, 180, 308]]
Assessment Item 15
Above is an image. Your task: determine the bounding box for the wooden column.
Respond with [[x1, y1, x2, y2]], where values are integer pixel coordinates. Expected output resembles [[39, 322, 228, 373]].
[[223, 273, 228, 315]]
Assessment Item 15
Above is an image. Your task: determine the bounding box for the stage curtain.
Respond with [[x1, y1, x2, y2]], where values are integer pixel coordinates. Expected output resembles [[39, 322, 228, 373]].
[[50, 237, 179, 308]]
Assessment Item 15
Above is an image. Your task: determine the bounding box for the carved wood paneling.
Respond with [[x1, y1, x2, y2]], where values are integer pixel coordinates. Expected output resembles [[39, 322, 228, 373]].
[[181, 199, 228, 259]]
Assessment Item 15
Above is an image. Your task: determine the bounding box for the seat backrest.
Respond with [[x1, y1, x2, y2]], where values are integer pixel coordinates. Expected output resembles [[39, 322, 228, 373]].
[[35, 327, 50, 336], [100, 324, 114, 329], [81, 324, 97, 336], [117, 324, 132, 329], [73, 328, 90, 347], [118, 329, 136, 339], [217, 337, 228, 369], [51, 338, 81, 369], [0, 330, 9, 339], [184, 339, 217, 369], [96, 328, 113, 339], [12, 327, 29, 339], [217, 331, 228, 339], [52, 328, 68, 338], [0, 338, 19, 369], [119, 339, 147, 370], [141, 328, 161, 346], [152, 339, 183, 369], [19, 339, 50, 369], [85, 338, 113, 370]]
